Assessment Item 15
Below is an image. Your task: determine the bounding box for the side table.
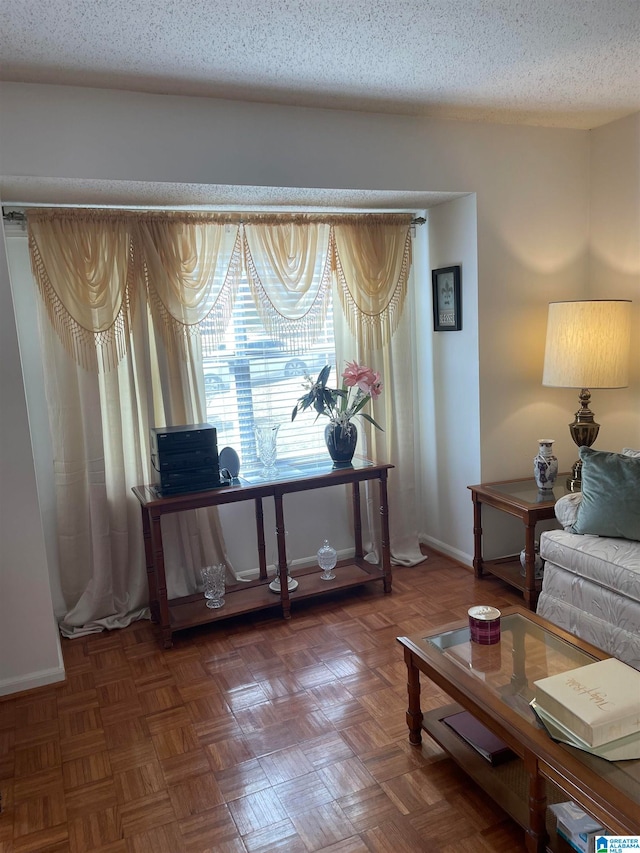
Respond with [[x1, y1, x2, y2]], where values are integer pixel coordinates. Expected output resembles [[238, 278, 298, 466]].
[[468, 476, 571, 610]]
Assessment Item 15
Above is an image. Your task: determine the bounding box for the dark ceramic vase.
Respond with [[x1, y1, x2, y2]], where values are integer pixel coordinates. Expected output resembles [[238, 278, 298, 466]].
[[324, 421, 357, 466]]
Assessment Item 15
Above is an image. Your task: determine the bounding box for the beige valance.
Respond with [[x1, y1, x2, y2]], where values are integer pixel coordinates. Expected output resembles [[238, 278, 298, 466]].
[[333, 217, 412, 350], [27, 209, 413, 371], [138, 216, 243, 353], [28, 210, 138, 371], [244, 220, 333, 349]]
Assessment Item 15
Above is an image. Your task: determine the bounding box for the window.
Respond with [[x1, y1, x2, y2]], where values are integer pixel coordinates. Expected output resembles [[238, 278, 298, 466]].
[[200, 278, 336, 472]]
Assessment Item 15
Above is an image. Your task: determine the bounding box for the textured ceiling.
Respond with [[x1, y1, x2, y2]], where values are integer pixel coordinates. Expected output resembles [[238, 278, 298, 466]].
[[2, 0, 639, 130], [0, 176, 463, 213]]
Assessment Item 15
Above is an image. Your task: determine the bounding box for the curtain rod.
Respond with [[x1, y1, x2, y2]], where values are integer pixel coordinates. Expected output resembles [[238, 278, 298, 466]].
[[2, 206, 426, 226]]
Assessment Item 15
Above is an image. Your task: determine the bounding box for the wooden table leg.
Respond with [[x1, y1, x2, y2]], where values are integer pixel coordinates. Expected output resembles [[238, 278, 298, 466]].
[[274, 492, 291, 619], [472, 493, 484, 578], [352, 481, 363, 559], [141, 507, 159, 624], [524, 752, 547, 853], [255, 497, 267, 581], [404, 647, 423, 745], [523, 521, 538, 611], [149, 511, 172, 648], [379, 470, 392, 593]]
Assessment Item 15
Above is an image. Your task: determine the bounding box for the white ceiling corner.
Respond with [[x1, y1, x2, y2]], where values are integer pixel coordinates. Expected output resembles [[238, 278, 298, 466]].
[[1, 0, 638, 131]]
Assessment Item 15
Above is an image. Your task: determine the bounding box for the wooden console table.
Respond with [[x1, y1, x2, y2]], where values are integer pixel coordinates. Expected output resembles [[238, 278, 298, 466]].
[[133, 457, 393, 648]]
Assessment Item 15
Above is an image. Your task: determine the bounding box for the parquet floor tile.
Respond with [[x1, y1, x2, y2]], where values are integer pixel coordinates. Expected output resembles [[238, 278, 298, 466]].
[[1, 548, 532, 851]]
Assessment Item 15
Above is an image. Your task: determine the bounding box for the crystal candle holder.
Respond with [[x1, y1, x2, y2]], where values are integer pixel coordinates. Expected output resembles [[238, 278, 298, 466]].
[[317, 539, 337, 581], [201, 563, 226, 609]]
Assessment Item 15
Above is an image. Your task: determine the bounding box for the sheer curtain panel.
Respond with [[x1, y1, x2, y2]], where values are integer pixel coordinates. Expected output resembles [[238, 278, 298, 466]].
[[28, 211, 239, 636]]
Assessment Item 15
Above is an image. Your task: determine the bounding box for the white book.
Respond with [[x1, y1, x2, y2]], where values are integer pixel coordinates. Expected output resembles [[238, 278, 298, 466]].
[[533, 658, 640, 747], [530, 700, 640, 760]]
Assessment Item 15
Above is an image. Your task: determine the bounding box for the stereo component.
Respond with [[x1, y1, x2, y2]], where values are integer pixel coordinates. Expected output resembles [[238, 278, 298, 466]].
[[150, 423, 221, 495]]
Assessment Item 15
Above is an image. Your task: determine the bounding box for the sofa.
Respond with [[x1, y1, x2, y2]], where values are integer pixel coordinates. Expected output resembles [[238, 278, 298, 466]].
[[537, 447, 640, 670]]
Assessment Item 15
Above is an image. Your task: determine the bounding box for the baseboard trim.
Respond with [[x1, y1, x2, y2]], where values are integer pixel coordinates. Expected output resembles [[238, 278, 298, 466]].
[[0, 665, 66, 698], [419, 533, 473, 569], [232, 540, 472, 581], [232, 548, 355, 583]]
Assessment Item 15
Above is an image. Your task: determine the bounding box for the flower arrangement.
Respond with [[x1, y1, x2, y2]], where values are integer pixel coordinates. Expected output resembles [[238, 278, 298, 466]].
[[291, 361, 383, 431]]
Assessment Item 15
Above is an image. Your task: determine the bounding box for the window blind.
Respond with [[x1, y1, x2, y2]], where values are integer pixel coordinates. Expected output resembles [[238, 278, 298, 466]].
[[200, 278, 336, 472]]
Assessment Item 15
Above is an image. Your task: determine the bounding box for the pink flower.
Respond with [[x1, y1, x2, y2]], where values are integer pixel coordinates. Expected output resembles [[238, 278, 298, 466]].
[[293, 360, 384, 431], [369, 371, 383, 399], [342, 360, 376, 394]]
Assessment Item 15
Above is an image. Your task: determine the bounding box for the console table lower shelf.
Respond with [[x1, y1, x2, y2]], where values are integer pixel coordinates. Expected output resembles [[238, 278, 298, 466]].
[[167, 559, 385, 632]]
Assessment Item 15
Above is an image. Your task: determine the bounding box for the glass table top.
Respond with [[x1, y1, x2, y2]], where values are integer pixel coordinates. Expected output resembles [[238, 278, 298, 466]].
[[482, 477, 572, 506], [237, 455, 375, 486], [145, 456, 382, 500], [425, 613, 597, 720]]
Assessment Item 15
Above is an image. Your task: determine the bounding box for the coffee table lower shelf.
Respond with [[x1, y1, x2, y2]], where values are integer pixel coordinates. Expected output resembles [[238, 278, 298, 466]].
[[422, 702, 574, 853]]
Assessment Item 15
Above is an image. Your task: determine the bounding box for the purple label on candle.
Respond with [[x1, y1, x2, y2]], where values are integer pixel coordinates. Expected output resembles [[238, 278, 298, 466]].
[[468, 606, 501, 644]]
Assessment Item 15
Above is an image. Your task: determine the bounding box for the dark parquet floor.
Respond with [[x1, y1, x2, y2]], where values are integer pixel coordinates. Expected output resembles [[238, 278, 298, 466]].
[[0, 547, 530, 852]]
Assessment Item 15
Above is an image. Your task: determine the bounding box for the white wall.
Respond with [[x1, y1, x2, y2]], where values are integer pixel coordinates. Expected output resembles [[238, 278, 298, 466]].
[[0, 83, 597, 484], [587, 113, 640, 450], [5, 230, 66, 616], [0, 223, 64, 695], [1, 82, 638, 692], [422, 194, 480, 561]]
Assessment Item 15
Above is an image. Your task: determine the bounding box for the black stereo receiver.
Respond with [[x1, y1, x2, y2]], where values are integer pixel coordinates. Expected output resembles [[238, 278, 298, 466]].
[[150, 423, 222, 495]]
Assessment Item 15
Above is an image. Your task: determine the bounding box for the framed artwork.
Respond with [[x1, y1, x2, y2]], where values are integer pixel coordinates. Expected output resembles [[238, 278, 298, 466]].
[[432, 265, 462, 331]]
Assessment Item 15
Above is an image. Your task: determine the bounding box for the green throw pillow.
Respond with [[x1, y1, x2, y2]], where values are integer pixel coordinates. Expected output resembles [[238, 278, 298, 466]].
[[572, 447, 640, 541]]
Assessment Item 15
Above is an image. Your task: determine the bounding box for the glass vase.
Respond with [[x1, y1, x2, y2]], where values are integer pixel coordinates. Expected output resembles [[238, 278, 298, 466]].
[[254, 421, 280, 479]]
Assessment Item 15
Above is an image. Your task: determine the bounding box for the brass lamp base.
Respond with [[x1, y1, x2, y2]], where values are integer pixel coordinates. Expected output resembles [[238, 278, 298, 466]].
[[566, 388, 600, 491], [566, 460, 585, 492]]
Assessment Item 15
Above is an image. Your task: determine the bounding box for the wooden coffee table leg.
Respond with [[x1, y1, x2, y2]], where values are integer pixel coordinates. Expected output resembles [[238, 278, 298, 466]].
[[524, 752, 547, 853], [404, 647, 423, 745]]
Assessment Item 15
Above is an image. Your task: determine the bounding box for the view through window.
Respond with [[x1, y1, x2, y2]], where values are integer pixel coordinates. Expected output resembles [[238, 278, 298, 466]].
[[201, 279, 336, 474]]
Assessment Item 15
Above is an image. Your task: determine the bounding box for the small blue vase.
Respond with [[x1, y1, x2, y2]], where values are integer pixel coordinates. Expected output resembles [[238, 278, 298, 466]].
[[324, 422, 357, 466], [533, 439, 558, 491]]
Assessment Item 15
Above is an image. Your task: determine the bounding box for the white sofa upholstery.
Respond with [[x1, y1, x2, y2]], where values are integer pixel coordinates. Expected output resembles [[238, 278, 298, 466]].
[[538, 447, 640, 668], [538, 523, 640, 668], [537, 492, 640, 670]]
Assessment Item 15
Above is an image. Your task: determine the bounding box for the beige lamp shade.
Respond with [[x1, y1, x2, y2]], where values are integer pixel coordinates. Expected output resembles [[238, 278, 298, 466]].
[[542, 300, 631, 389]]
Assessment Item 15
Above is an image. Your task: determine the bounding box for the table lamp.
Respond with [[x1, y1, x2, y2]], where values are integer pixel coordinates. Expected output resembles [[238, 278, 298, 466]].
[[542, 299, 632, 491]]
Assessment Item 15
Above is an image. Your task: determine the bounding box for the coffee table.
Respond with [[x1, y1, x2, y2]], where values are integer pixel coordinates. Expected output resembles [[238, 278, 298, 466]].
[[397, 607, 640, 852]]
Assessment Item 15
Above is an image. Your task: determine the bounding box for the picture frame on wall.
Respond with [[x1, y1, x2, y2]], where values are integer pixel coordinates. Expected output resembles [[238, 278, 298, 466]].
[[432, 265, 462, 331]]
